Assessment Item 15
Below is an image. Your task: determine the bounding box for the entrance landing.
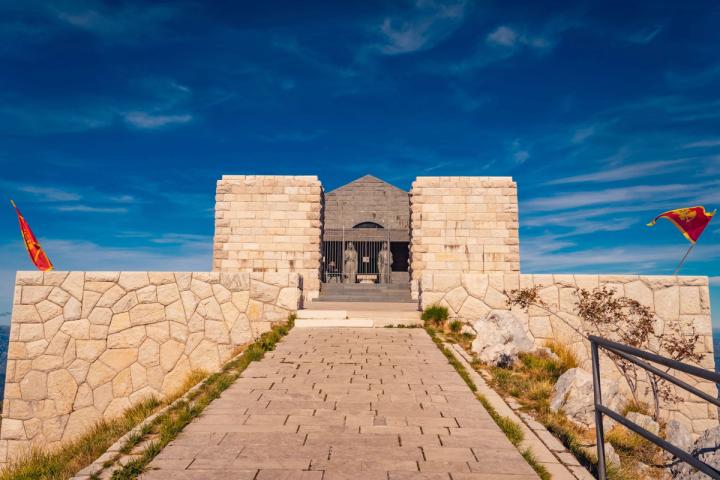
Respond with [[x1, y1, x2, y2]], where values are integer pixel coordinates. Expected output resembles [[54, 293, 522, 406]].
[[140, 328, 538, 480], [297, 301, 421, 327]]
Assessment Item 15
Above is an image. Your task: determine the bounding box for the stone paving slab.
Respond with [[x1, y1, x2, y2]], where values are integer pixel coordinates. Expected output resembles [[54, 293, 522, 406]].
[[140, 328, 538, 479]]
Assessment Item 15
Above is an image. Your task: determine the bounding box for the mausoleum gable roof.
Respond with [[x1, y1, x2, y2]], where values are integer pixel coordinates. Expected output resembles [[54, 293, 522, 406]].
[[327, 174, 407, 195]]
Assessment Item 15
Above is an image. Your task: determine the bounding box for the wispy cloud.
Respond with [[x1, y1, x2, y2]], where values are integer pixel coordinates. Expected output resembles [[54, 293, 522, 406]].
[[710, 277, 720, 286], [17, 186, 81, 202], [627, 25, 663, 44], [570, 125, 596, 144], [683, 139, 720, 149], [545, 159, 687, 185], [522, 242, 720, 273], [123, 112, 193, 129], [55, 205, 128, 213], [53, 2, 179, 41], [486, 25, 554, 51], [369, 0, 467, 55], [259, 130, 325, 143], [509, 139, 530, 164], [524, 183, 702, 212]]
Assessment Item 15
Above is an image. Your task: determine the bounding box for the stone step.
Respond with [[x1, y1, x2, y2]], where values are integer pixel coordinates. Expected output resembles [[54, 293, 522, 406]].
[[296, 302, 421, 327], [321, 283, 411, 291], [314, 295, 414, 303]]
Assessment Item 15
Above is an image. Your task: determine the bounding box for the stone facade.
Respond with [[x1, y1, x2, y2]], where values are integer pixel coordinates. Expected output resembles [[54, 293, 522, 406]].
[[409, 176, 519, 298], [0, 270, 300, 462], [323, 175, 410, 241], [213, 175, 322, 302], [420, 272, 716, 433]]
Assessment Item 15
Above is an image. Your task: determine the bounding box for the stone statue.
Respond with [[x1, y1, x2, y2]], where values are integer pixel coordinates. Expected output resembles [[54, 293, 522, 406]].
[[377, 242, 393, 284], [343, 242, 357, 284]]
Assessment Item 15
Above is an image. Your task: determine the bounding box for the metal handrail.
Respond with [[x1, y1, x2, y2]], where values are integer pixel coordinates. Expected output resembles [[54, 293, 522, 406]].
[[589, 334, 720, 479]]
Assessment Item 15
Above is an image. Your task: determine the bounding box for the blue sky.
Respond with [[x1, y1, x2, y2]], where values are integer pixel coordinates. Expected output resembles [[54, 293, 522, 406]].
[[0, 0, 718, 326]]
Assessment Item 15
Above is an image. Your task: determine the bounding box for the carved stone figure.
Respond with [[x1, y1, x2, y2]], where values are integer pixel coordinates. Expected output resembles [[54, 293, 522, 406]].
[[377, 242, 393, 284], [343, 242, 357, 284]]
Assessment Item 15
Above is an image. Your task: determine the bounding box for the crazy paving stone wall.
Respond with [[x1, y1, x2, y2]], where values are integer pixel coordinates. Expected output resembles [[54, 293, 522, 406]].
[[0, 271, 300, 462], [213, 175, 323, 302], [420, 272, 716, 433]]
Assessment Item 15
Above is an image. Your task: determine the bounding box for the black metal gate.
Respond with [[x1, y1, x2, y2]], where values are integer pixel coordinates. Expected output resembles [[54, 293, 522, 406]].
[[321, 210, 403, 284]]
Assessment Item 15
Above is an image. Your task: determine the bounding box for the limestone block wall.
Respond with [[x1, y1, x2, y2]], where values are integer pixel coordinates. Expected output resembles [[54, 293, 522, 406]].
[[213, 175, 323, 302], [419, 272, 716, 433], [0, 270, 300, 462], [409, 176, 519, 298]]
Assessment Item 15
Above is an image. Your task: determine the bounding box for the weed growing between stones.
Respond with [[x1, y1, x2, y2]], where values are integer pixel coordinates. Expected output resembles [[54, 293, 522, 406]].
[[425, 326, 551, 480], [108, 314, 296, 479], [421, 304, 449, 327]]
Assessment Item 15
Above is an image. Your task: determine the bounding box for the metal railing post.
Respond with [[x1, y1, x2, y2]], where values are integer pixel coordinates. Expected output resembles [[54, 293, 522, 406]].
[[591, 340, 607, 480]]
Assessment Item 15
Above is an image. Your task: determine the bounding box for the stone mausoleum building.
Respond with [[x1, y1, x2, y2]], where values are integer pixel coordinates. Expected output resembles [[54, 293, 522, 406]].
[[1, 174, 715, 464]]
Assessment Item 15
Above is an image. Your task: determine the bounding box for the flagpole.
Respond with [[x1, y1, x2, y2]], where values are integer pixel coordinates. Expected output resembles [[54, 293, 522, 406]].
[[673, 243, 696, 276]]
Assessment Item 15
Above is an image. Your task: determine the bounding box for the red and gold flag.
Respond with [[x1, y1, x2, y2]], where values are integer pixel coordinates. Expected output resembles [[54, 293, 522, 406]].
[[11, 200, 53, 271], [647, 206, 716, 244]]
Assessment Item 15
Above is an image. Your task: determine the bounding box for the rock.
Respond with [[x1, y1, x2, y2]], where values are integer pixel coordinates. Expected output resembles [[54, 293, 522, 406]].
[[666, 419, 693, 452], [460, 324, 476, 336], [605, 442, 621, 467], [471, 310, 535, 367], [626, 411, 659, 436], [550, 368, 623, 429], [671, 425, 720, 479], [583, 442, 620, 467]]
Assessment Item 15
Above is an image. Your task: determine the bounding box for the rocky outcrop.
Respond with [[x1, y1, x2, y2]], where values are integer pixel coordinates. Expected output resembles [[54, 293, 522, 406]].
[[671, 425, 720, 479], [550, 368, 623, 429], [626, 412, 659, 436], [470, 310, 535, 367], [666, 419, 693, 452]]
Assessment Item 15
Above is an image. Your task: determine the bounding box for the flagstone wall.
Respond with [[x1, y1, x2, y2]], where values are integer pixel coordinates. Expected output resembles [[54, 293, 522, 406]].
[[419, 272, 716, 433], [409, 176, 519, 299], [213, 175, 323, 303], [0, 270, 300, 463]]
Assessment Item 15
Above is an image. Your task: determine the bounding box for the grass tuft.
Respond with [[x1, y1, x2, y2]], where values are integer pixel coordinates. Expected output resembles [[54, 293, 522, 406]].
[[421, 304, 449, 326], [0, 397, 162, 480]]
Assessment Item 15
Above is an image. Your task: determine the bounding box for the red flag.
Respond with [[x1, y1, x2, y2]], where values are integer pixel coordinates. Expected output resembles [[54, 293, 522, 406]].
[[11, 200, 54, 271], [647, 206, 716, 244]]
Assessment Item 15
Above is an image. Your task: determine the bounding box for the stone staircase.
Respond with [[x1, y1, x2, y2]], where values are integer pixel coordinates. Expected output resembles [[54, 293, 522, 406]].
[[314, 282, 413, 303], [296, 300, 421, 328]]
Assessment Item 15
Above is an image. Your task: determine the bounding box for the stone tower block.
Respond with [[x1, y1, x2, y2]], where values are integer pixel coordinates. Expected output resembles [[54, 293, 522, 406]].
[[213, 175, 323, 302]]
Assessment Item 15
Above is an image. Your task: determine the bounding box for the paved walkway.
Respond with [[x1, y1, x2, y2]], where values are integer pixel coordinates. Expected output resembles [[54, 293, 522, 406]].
[[141, 328, 538, 479]]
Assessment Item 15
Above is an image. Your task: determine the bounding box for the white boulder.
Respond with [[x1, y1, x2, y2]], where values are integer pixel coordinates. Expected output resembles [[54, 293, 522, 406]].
[[671, 425, 720, 480], [666, 419, 693, 452], [471, 310, 535, 367], [550, 367, 623, 429], [626, 411, 659, 436]]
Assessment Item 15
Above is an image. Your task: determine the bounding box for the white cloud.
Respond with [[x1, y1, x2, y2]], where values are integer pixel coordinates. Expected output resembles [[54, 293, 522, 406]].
[[710, 276, 720, 286], [545, 159, 687, 185], [18, 186, 81, 202], [372, 0, 467, 55], [509, 139, 529, 164], [571, 125, 596, 144], [486, 26, 517, 47], [55, 205, 128, 213], [123, 112, 192, 129], [485, 25, 556, 52], [523, 183, 699, 212], [683, 139, 720, 149], [53, 3, 178, 40], [522, 241, 720, 273], [627, 25, 663, 44]]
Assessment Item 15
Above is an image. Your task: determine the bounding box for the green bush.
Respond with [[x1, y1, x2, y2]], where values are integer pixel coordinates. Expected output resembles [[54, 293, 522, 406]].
[[448, 320, 462, 333], [422, 304, 449, 326]]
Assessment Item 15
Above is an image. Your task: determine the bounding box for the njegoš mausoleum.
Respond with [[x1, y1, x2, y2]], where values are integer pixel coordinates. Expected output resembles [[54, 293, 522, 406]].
[[0, 174, 714, 463]]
